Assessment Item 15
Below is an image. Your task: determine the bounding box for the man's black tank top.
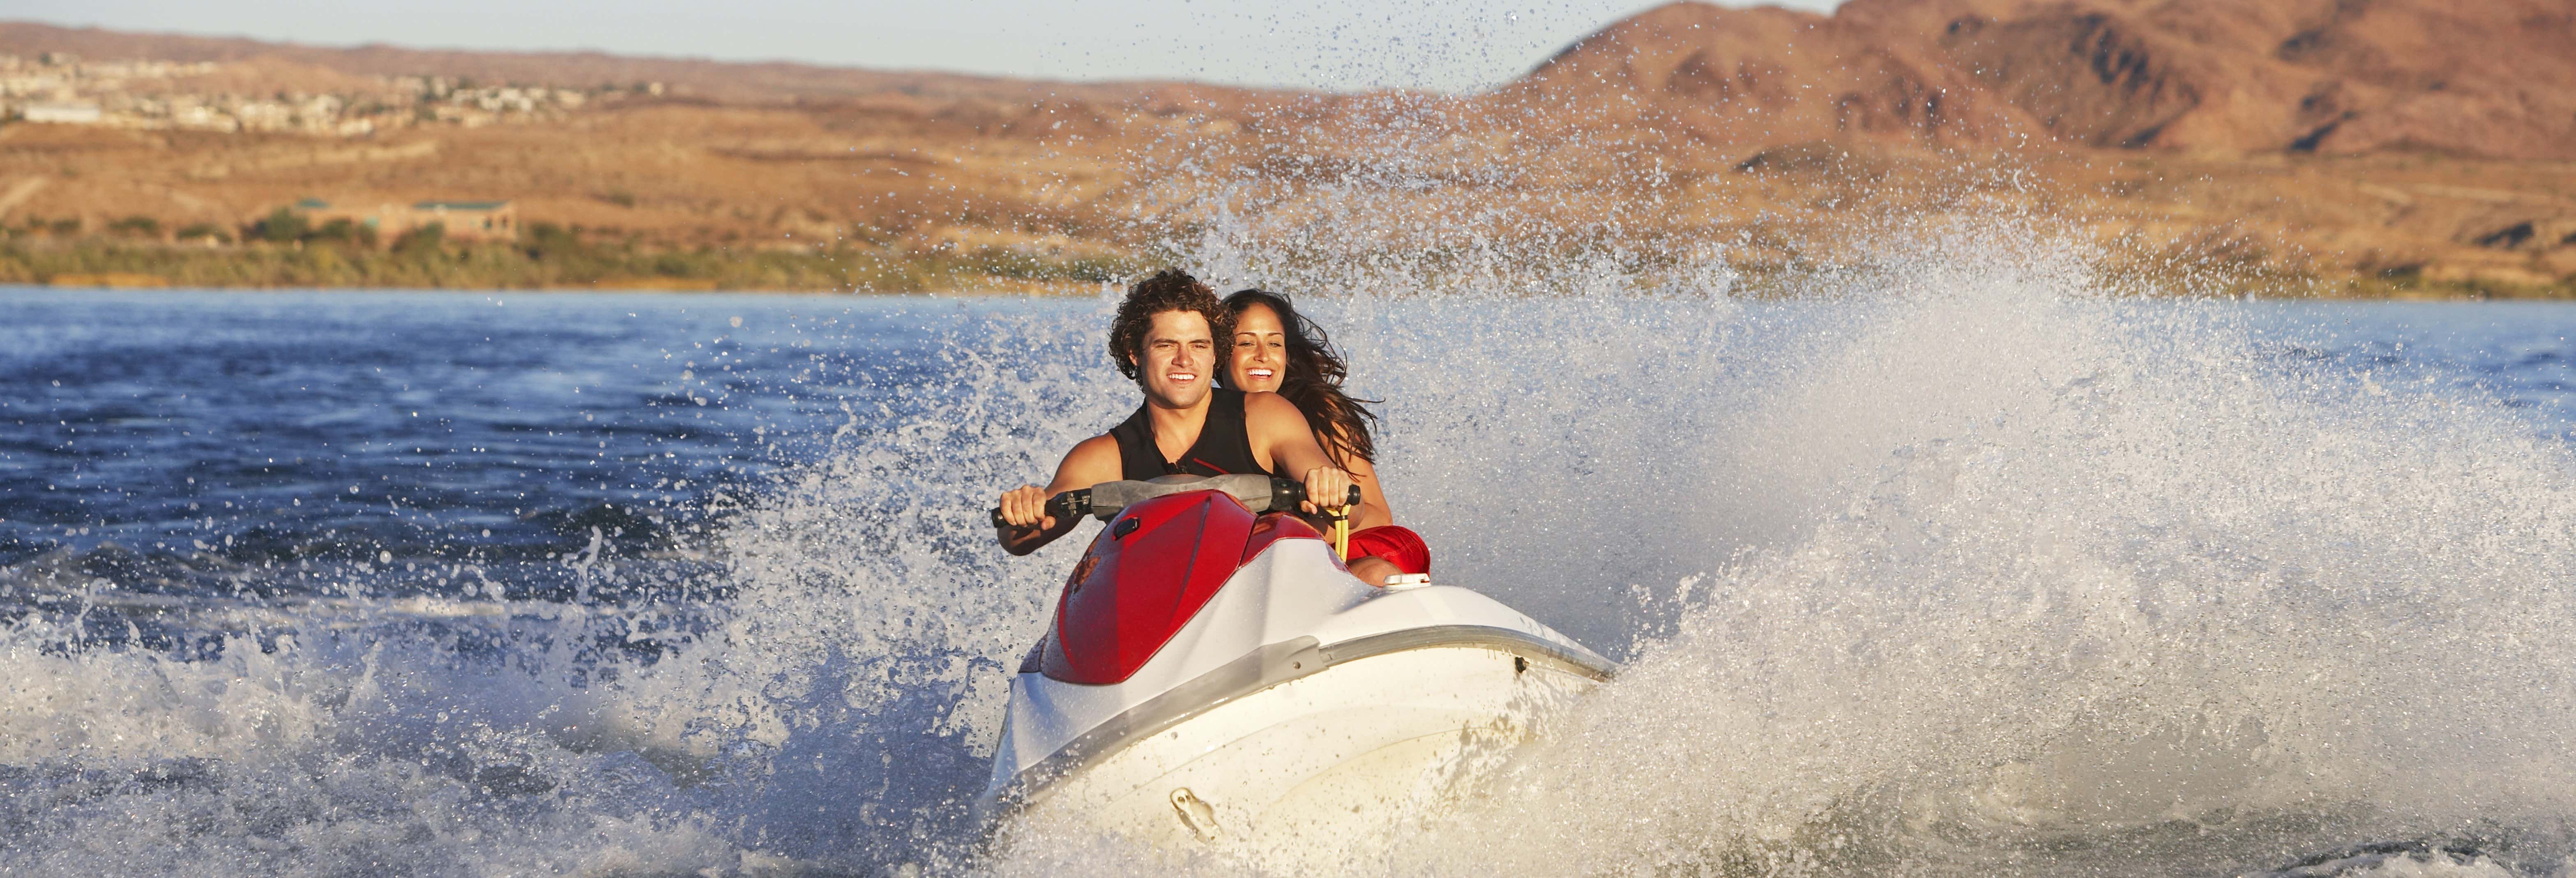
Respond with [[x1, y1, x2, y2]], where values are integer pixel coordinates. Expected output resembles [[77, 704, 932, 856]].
[[1108, 387, 1271, 480]]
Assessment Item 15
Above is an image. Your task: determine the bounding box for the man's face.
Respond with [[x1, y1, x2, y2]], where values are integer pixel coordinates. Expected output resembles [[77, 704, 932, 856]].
[[1135, 309, 1216, 409]]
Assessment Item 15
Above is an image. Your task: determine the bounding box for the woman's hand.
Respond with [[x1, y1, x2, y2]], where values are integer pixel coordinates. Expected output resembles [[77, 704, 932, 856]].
[[995, 485, 1057, 531], [1298, 466, 1357, 516]]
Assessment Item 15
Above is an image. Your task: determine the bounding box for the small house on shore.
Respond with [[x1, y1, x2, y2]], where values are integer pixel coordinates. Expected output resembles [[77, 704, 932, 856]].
[[296, 198, 518, 246], [412, 201, 517, 242]]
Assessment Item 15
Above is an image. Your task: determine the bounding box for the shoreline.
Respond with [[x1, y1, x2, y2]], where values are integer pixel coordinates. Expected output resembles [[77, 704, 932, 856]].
[[12, 278, 2573, 302], [3, 280, 1109, 296], [0, 238, 1131, 296], [7, 237, 2571, 302]]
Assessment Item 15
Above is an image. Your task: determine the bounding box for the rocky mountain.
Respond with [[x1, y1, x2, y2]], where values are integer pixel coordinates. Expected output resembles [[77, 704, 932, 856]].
[[10, 0, 2568, 157], [1506, 0, 2576, 159]]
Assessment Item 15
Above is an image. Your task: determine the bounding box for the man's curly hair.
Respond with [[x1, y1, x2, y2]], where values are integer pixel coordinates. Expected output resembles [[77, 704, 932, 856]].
[[1108, 269, 1229, 383]]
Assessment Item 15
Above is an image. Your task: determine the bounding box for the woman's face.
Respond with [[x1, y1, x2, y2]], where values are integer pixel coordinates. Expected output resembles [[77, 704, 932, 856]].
[[1228, 302, 1288, 393]]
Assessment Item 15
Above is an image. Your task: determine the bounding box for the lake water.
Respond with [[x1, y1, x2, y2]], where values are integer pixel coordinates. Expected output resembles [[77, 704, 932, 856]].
[[7, 279, 2576, 876]]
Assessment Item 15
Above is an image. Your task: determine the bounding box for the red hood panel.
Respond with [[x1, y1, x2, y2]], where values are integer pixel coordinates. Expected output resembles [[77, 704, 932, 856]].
[[1044, 490, 1261, 685], [1241, 512, 1329, 565]]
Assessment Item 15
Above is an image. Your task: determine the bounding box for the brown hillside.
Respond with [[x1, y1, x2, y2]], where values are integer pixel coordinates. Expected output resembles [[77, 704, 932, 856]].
[[1496, 3, 2031, 146], [1511, 0, 2576, 159], [0, 6, 2571, 295]]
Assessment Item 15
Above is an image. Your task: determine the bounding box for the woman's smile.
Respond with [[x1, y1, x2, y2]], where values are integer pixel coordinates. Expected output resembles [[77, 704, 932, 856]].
[[1229, 302, 1290, 392]]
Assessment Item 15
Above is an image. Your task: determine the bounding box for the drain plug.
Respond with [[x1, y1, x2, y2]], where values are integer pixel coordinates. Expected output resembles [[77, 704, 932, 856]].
[[1168, 787, 1221, 842]]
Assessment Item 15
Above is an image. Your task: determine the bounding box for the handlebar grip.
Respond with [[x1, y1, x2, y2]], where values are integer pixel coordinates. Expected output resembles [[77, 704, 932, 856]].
[[989, 490, 1088, 528], [1261, 477, 1363, 513], [1269, 477, 1304, 512]]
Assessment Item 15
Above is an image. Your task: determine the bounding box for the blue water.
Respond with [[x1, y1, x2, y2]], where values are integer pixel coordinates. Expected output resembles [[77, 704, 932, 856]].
[[12, 293, 2570, 610], [7, 286, 2576, 876], [2271, 300, 2576, 436], [0, 291, 987, 641], [4, 291, 912, 560]]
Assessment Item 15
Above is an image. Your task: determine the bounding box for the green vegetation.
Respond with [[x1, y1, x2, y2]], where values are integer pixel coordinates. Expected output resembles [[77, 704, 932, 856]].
[[107, 215, 161, 237], [2095, 260, 2576, 300], [250, 208, 308, 243], [173, 223, 233, 244], [311, 218, 378, 249], [2320, 274, 2576, 300], [390, 223, 442, 256], [0, 216, 2561, 298], [0, 221, 1140, 293]]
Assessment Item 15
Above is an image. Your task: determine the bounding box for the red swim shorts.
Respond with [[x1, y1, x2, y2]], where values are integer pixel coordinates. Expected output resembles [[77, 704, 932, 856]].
[[1343, 525, 1431, 576]]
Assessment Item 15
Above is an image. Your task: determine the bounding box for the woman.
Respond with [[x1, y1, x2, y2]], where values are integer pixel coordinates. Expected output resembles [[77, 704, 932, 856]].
[[1219, 289, 1430, 585]]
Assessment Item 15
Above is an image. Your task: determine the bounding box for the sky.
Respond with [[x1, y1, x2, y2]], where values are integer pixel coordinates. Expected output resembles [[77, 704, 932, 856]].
[[9, 0, 1843, 93]]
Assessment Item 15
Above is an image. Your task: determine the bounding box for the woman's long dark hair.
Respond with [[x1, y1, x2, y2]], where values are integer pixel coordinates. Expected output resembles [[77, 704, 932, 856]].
[[1219, 289, 1380, 466]]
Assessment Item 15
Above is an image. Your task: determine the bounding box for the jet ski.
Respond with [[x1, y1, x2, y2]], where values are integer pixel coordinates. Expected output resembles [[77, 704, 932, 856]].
[[980, 475, 1615, 866]]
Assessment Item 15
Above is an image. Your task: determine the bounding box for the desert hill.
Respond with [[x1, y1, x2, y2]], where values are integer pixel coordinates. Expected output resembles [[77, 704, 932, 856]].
[[1, 2, 2571, 295], [1504, 0, 2576, 159]]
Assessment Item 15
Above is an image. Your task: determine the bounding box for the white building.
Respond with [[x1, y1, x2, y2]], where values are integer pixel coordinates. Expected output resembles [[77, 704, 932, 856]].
[[20, 101, 101, 123]]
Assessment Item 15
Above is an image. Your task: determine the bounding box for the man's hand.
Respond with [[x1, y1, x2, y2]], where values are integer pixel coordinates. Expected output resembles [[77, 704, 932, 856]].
[[1299, 466, 1357, 515], [998, 434, 1122, 555], [995, 485, 1057, 532]]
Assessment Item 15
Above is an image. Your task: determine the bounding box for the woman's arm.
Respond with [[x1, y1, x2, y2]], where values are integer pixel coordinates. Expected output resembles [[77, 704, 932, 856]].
[[1323, 424, 1393, 532], [1243, 392, 1360, 519]]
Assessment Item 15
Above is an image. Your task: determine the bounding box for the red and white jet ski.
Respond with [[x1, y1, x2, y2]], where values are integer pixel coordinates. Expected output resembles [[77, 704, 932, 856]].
[[981, 475, 1614, 866]]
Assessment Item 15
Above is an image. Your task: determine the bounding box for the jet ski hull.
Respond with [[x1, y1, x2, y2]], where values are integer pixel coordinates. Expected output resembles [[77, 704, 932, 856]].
[[982, 490, 1613, 866], [997, 633, 1602, 864]]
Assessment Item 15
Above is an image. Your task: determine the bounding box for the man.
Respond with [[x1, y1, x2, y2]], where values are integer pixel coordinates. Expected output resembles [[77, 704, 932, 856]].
[[995, 269, 1360, 560]]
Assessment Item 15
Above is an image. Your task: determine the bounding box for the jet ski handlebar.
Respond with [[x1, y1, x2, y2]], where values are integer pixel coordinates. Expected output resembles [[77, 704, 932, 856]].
[[990, 475, 1361, 527]]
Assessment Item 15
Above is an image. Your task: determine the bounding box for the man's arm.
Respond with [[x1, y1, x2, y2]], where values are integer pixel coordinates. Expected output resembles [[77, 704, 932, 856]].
[[995, 434, 1123, 555], [1241, 392, 1362, 518]]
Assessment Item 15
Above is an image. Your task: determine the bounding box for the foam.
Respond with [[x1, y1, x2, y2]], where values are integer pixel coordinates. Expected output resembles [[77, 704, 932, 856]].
[[1361, 233, 2576, 876], [11, 229, 2576, 875]]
